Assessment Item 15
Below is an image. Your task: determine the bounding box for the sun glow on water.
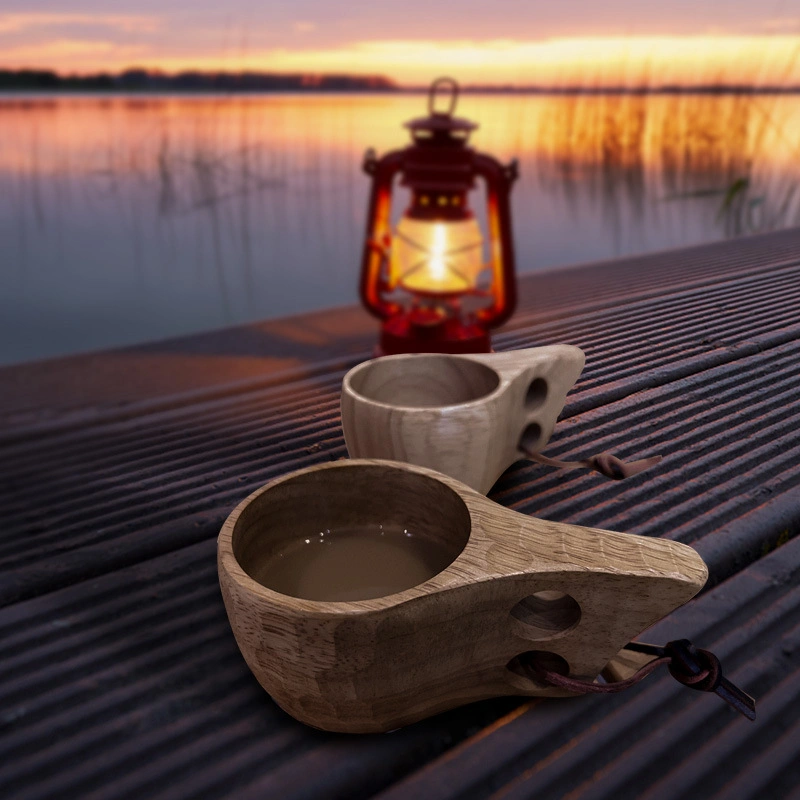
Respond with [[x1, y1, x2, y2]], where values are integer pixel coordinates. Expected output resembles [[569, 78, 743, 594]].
[[4, 89, 800, 363]]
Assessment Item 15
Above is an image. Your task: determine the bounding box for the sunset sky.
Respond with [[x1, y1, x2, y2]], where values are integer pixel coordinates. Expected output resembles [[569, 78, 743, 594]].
[[2, 0, 800, 86]]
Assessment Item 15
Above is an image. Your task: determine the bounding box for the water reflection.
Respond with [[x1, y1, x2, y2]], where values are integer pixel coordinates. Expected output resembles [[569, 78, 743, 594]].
[[2, 92, 799, 365]]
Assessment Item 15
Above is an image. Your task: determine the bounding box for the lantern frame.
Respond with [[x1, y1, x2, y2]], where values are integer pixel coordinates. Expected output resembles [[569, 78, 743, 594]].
[[359, 78, 519, 355]]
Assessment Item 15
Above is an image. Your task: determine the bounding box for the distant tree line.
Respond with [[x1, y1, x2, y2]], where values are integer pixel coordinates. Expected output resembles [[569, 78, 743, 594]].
[[456, 83, 800, 94], [0, 69, 398, 92], [3, 69, 796, 95]]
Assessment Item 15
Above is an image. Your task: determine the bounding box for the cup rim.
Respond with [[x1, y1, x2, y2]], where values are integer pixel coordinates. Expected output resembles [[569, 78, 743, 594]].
[[342, 353, 504, 412], [218, 459, 479, 613]]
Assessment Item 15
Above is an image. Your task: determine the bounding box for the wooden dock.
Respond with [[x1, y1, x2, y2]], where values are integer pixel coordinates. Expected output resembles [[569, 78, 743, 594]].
[[2, 228, 800, 799]]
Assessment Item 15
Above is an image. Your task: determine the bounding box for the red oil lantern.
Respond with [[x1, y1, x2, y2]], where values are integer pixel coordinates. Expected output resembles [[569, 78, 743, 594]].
[[359, 77, 519, 354]]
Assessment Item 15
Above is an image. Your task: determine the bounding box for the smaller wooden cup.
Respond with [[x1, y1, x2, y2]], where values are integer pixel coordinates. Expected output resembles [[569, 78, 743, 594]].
[[218, 459, 707, 733], [341, 346, 585, 494]]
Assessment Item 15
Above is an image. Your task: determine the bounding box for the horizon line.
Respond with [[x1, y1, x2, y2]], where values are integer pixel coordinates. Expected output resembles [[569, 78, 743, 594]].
[[3, 67, 800, 95]]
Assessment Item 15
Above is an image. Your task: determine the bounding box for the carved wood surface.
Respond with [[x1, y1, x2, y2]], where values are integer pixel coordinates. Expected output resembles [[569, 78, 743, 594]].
[[341, 346, 586, 494], [218, 459, 707, 733]]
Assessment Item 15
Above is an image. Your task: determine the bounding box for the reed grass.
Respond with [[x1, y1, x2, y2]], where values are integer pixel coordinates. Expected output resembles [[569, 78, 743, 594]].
[[530, 90, 800, 235]]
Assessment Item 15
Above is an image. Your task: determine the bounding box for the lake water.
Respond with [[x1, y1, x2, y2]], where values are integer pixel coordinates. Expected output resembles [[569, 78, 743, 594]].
[[3, 91, 800, 365]]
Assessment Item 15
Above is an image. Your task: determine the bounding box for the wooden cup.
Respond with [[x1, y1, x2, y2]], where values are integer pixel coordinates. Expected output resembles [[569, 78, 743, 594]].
[[218, 459, 707, 733], [340, 346, 586, 494]]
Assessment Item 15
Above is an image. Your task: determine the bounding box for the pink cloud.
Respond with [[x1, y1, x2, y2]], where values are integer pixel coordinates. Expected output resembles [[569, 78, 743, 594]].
[[0, 12, 161, 36]]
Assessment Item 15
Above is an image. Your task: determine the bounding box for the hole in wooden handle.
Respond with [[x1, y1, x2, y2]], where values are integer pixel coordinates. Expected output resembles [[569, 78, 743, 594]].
[[506, 650, 570, 690], [519, 422, 543, 453], [510, 591, 581, 639], [524, 377, 548, 411]]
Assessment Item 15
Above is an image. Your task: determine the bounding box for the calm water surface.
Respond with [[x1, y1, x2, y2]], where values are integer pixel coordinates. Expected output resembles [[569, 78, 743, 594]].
[[3, 91, 800, 365]]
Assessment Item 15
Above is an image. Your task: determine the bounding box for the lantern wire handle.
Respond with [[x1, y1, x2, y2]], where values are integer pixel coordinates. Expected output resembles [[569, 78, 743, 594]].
[[428, 77, 459, 117]]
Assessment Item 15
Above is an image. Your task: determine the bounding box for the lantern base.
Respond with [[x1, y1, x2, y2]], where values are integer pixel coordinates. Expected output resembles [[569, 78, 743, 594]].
[[378, 315, 492, 355]]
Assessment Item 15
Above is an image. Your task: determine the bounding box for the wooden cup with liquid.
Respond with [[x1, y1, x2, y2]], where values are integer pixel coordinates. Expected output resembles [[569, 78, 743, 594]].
[[218, 459, 707, 733], [341, 346, 585, 494]]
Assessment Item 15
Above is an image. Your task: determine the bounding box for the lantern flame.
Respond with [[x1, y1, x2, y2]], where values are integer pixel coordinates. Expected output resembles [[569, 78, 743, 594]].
[[429, 223, 448, 284], [391, 216, 484, 295]]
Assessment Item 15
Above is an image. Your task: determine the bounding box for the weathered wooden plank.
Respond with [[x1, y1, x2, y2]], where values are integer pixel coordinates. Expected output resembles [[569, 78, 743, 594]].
[[3, 237, 800, 603], [0, 508, 796, 800]]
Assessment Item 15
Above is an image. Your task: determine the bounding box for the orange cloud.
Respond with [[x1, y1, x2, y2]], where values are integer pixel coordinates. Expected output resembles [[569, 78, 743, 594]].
[[153, 36, 800, 86], [762, 18, 800, 31], [292, 21, 317, 34], [1, 39, 148, 62], [3, 32, 800, 87]]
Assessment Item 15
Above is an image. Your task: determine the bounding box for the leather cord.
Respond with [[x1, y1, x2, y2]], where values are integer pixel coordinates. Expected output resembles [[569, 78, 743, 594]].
[[521, 639, 756, 720], [521, 446, 663, 480]]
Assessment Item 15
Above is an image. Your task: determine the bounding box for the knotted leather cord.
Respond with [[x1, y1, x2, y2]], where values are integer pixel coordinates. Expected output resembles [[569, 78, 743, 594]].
[[521, 446, 663, 480], [521, 639, 756, 720]]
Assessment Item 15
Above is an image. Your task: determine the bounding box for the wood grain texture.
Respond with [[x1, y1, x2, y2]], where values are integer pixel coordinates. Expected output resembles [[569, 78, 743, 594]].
[[218, 459, 707, 733], [340, 346, 586, 494]]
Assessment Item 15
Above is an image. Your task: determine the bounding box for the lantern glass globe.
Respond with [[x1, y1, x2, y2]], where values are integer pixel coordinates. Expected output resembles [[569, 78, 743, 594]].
[[390, 217, 485, 295]]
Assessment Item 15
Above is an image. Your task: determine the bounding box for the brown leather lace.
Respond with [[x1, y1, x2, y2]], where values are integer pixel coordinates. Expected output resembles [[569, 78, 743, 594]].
[[521, 446, 663, 480], [520, 639, 756, 720]]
